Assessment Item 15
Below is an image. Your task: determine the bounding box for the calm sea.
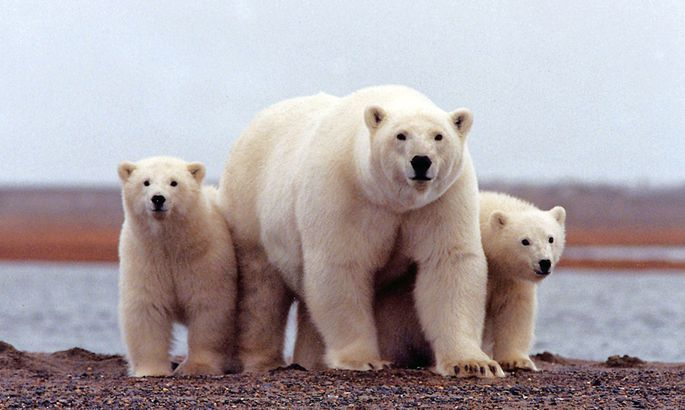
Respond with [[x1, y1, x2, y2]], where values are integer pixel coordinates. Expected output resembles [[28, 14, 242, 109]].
[[1, 262, 684, 362]]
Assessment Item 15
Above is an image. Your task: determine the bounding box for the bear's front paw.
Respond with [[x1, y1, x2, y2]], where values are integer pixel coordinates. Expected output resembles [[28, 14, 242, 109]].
[[497, 355, 538, 372], [434, 359, 505, 378], [174, 360, 223, 376], [327, 358, 392, 371]]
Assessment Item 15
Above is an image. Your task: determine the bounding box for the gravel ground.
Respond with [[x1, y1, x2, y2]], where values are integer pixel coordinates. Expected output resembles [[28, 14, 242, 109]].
[[1, 341, 684, 408]]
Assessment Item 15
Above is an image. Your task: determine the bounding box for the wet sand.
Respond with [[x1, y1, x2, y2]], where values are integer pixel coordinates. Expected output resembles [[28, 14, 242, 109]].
[[1, 341, 684, 408]]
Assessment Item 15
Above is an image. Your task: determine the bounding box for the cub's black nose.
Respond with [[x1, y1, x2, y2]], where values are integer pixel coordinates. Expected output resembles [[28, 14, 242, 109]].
[[151, 195, 166, 209], [411, 155, 432, 178], [539, 259, 551, 274]]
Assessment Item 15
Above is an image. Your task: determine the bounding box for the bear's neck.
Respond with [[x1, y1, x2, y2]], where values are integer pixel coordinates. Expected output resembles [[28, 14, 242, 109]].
[[487, 258, 538, 291], [127, 201, 213, 259]]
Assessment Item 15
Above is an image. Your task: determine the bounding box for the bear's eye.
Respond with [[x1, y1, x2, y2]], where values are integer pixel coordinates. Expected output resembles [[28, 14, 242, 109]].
[[396, 133, 407, 141], [435, 134, 443, 141], [143, 180, 150, 187], [521, 239, 530, 246], [549, 237, 554, 244], [170, 181, 178, 187]]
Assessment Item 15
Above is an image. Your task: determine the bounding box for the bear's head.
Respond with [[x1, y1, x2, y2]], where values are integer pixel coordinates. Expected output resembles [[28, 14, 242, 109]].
[[487, 206, 566, 282], [363, 105, 473, 210], [118, 156, 205, 223]]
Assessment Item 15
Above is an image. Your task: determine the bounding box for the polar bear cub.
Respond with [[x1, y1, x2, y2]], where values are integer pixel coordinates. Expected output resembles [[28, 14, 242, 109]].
[[480, 191, 566, 371], [220, 85, 503, 378], [118, 156, 238, 377]]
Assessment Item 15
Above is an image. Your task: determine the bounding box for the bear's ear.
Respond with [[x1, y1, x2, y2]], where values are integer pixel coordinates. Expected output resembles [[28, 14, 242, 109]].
[[118, 161, 136, 183], [449, 108, 473, 137], [364, 105, 387, 130], [187, 162, 206, 183], [549, 206, 566, 225], [490, 210, 508, 229]]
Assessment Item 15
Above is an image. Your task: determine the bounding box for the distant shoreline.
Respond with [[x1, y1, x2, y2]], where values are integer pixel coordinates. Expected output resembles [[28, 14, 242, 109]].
[[1, 226, 685, 270], [2, 184, 685, 269]]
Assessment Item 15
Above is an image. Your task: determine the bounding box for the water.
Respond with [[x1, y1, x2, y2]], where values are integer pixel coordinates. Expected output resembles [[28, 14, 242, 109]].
[[564, 246, 685, 262], [1, 262, 684, 362]]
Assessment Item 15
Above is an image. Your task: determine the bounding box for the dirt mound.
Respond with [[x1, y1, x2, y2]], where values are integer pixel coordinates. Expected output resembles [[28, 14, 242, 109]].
[[0, 341, 61, 375], [532, 351, 569, 364], [48, 347, 128, 377], [50, 347, 120, 361], [605, 354, 645, 368], [0, 342, 127, 377]]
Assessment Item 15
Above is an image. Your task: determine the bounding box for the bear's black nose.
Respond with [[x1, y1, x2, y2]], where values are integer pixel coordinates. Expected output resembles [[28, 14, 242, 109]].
[[151, 195, 166, 209], [411, 155, 432, 178], [539, 259, 551, 273]]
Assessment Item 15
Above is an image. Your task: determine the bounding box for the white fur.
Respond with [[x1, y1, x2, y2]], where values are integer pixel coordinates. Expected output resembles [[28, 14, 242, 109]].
[[480, 191, 566, 371], [219, 85, 502, 377], [118, 156, 238, 377]]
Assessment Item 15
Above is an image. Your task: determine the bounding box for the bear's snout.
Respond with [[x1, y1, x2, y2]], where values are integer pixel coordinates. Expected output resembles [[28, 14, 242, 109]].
[[410, 155, 432, 180], [151, 195, 166, 211], [538, 259, 551, 275]]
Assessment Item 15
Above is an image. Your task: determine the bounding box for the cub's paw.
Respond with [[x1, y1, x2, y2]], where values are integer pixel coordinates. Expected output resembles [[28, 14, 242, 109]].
[[327, 358, 392, 371], [434, 359, 505, 378], [498, 356, 539, 372], [133, 364, 172, 377], [174, 360, 223, 376]]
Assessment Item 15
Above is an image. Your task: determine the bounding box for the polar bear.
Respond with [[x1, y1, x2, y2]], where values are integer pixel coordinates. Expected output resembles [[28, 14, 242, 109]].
[[219, 85, 503, 378], [479, 191, 566, 371], [118, 156, 238, 377], [294, 191, 566, 373]]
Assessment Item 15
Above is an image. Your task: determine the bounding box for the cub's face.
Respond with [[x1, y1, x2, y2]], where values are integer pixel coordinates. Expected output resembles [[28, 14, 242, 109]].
[[118, 156, 205, 222], [364, 105, 473, 209], [488, 206, 566, 282]]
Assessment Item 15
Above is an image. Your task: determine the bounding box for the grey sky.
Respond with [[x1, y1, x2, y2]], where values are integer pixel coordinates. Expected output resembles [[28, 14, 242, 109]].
[[1, 1, 684, 187]]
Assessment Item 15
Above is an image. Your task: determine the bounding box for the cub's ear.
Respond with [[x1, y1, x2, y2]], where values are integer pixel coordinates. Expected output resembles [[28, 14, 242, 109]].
[[490, 210, 508, 229], [364, 105, 387, 130], [187, 162, 206, 183], [118, 161, 136, 183], [449, 108, 473, 137], [549, 206, 566, 225]]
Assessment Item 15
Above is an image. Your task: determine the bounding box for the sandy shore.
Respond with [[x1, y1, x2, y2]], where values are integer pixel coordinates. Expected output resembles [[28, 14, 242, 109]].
[[1, 341, 683, 408]]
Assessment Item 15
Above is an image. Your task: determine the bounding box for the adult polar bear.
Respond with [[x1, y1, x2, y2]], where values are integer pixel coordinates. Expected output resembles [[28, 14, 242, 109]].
[[219, 85, 504, 378]]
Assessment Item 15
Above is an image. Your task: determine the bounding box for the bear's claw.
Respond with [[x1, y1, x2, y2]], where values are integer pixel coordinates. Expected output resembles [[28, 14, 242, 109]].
[[498, 356, 539, 372], [438, 359, 505, 378], [330, 359, 392, 371]]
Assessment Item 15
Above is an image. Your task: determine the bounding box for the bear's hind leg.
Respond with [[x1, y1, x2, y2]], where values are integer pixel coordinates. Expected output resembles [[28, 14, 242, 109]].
[[292, 301, 326, 370], [237, 246, 293, 372], [176, 301, 236, 376]]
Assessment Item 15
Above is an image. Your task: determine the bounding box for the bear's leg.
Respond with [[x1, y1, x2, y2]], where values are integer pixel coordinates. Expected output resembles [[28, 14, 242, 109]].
[[412, 251, 504, 378], [403, 182, 505, 378], [176, 300, 236, 376], [490, 285, 538, 372], [237, 246, 293, 372], [120, 301, 173, 377], [292, 301, 326, 370], [303, 257, 388, 371]]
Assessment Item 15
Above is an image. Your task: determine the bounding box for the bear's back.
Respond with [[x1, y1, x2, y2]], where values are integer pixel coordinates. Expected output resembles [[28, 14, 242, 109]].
[[479, 191, 536, 228]]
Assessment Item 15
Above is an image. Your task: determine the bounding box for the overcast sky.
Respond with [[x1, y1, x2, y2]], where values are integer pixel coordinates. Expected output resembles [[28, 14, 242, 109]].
[[1, 1, 684, 187]]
